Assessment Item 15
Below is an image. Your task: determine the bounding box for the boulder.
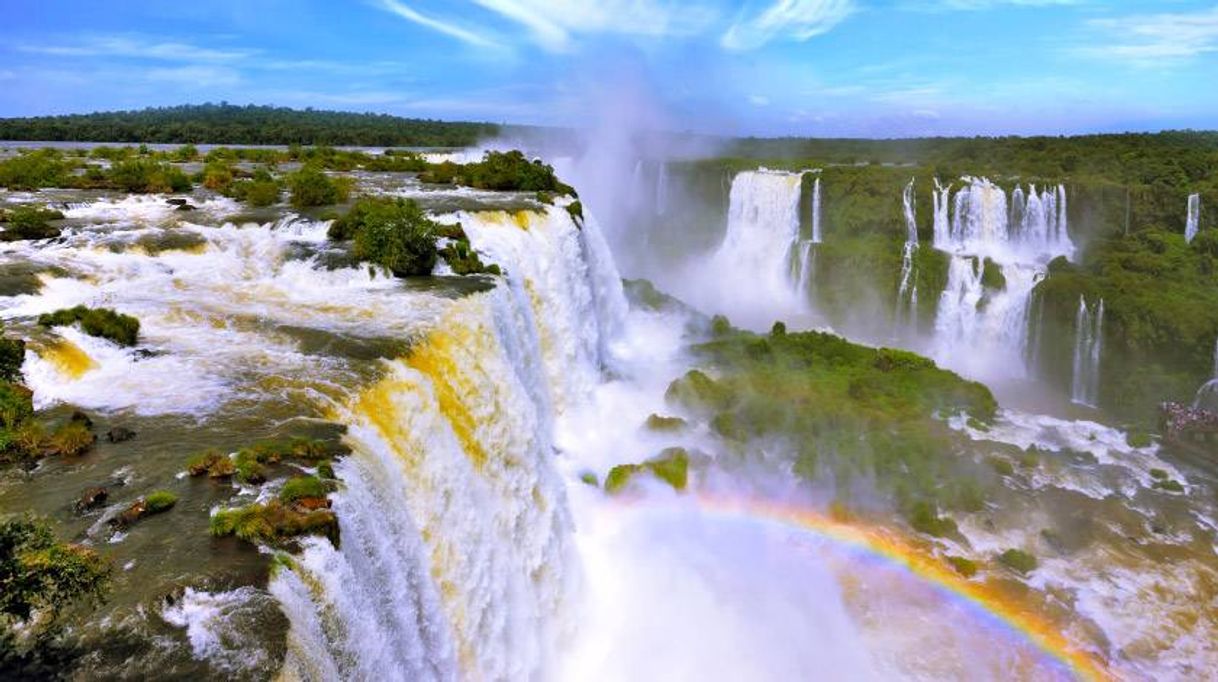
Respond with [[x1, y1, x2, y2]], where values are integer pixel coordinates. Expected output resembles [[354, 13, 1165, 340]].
[[106, 426, 137, 443], [110, 500, 147, 529], [74, 486, 108, 513]]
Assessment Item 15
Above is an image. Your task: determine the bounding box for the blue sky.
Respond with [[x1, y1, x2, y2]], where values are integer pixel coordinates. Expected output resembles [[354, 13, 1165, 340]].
[[1, 0, 1216, 136]]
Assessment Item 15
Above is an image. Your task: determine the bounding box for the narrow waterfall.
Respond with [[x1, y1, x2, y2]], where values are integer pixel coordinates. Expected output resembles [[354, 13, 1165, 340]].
[[931, 177, 1073, 380], [1070, 296, 1104, 407], [794, 239, 816, 294], [810, 175, 823, 244], [272, 206, 626, 681], [1186, 193, 1201, 243], [897, 178, 919, 328], [1192, 336, 1218, 409], [656, 163, 670, 216]]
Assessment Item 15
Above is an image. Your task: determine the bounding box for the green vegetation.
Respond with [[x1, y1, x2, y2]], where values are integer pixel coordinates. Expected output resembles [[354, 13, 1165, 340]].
[[1152, 479, 1185, 493], [0, 206, 65, 242], [0, 336, 24, 382], [644, 414, 687, 432], [38, 306, 140, 346], [0, 103, 497, 146], [316, 460, 336, 480], [945, 555, 978, 578], [669, 325, 997, 521], [1126, 431, 1153, 448], [1033, 228, 1218, 423], [287, 166, 351, 208], [226, 169, 280, 206], [605, 447, 690, 494], [333, 197, 499, 277], [187, 450, 235, 478], [0, 516, 110, 625], [565, 200, 584, 222], [104, 158, 191, 193], [1, 385, 96, 465], [579, 471, 599, 487], [980, 258, 1006, 290], [279, 475, 332, 504], [996, 548, 1038, 574], [419, 151, 573, 193], [142, 491, 178, 514], [210, 501, 339, 548]]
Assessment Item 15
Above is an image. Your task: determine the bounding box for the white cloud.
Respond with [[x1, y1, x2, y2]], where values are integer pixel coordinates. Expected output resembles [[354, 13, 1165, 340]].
[[926, 0, 1082, 8], [721, 0, 856, 51], [146, 65, 242, 87], [469, 0, 718, 52], [19, 36, 253, 62], [374, 0, 500, 48], [1081, 5, 1218, 66]]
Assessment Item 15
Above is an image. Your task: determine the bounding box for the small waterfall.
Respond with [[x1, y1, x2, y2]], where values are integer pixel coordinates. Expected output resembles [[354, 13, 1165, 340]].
[[794, 239, 816, 294], [273, 205, 625, 680], [810, 175, 823, 244], [897, 178, 919, 329], [1192, 337, 1218, 409], [655, 163, 669, 216], [930, 177, 1073, 380], [1071, 296, 1104, 407], [1186, 193, 1201, 243]]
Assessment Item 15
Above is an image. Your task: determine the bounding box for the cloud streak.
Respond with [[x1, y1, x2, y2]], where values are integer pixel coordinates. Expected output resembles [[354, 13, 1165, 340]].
[[721, 0, 856, 50], [374, 0, 500, 48], [1080, 5, 1218, 66]]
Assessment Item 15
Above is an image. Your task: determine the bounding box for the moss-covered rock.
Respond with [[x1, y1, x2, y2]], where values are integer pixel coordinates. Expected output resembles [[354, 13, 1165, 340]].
[[210, 500, 339, 548], [186, 450, 235, 479], [644, 414, 687, 432], [38, 306, 139, 346], [605, 447, 690, 494], [946, 555, 978, 578], [0, 206, 64, 241], [980, 258, 1006, 290], [279, 475, 333, 504], [997, 548, 1038, 574], [143, 491, 178, 514]]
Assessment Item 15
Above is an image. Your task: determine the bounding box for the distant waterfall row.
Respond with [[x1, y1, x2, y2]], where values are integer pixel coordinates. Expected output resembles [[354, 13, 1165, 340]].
[[928, 177, 1073, 381], [896, 178, 919, 329]]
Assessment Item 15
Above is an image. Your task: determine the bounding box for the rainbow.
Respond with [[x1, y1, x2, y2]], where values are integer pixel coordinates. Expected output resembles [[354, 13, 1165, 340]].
[[676, 496, 1110, 681]]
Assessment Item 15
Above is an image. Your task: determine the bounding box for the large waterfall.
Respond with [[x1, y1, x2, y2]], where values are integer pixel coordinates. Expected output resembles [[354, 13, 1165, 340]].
[[271, 206, 627, 680], [1186, 193, 1201, 243], [675, 168, 811, 330], [1070, 296, 1104, 407], [931, 177, 1073, 380], [897, 178, 919, 329]]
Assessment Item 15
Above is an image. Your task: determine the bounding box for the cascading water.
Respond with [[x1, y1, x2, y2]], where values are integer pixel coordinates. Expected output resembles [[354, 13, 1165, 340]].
[[1186, 193, 1201, 243], [931, 177, 1073, 381], [679, 168, 811, 330], [811, 175, 823, 244], [271, 205, 628, 680], [1070, 296, 1103, 407], [897, 178, 919, 329], [656, 163, 670, 216], [1192, 337, 1218, 409]]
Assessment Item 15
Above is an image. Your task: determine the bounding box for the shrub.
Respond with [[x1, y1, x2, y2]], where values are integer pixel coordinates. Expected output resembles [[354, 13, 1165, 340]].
[[201, 161, 234, 192], [279, 475, 331, 503], [605, 447, 689, 494], [210, 501, 338, 547], [418, 150, 572, 193], [0, 149, 72, 189], [0, 517, 110, 624], [143, 491, 178, 514], [644, 414, 687, 432], [909, 501, 958, 537], [1153, 479, 1185, 493], [0, 382, 34, 430], [38, 306, 139, 346], [0, 338, 25, 382], [316, 460, 335, 479], [45, 421, 95, 457], [565, 200, 583, 222], [106, 159, 191, 193], [438, 238, 498, 275], [343, 197, 440, 277], [287, 166, 349, 208], [0, 206, 64, 241], [997, 548, 1037, 574], [186, 450, 234, 478]]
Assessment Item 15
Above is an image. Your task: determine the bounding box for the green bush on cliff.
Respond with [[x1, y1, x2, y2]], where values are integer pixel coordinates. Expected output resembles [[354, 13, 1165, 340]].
[[38, 306, 139, 346], [105, 159, 191, 193], [334, 197, 441, 277], [0, 337, 25, 382], [419, 150, 572, 193], [210, 501, 338, 548], [0, 516, 110, 624], [287, 165, 350, 208], [605, 447, 690, 494]]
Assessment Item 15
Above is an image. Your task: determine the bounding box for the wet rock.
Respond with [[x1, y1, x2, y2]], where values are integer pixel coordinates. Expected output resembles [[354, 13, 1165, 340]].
[[290, 496, 332, 513], [174, 203, 197, 212], [74, 486, 108, 513], [70, 410, 94, 429], [110, 500, 147, 530], [165, 198, 189, 206], [106, 426, 137, 443]]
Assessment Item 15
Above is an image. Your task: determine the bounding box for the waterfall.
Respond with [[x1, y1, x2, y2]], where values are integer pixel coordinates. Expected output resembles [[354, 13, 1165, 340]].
[[1070, 296, 1104, 407], [794, 239, 816, 294], [897, 178, 919, 329], [810, 175, 823, 244], [1186, 193, 1201, 243], [655, 163, 669, 216], [930, 177, 1073, 380], [1192, 337, 1218, 409], [272, 205, 625, 680], [680, 168, 810, 329]]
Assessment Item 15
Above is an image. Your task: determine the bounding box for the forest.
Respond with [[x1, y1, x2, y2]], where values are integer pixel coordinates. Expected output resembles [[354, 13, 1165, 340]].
[[0, 104, 499, 147]]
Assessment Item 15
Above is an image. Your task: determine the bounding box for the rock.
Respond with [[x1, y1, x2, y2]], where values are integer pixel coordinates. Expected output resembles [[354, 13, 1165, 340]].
[[110, 500, 147, 529], [165, 198, 189, 206], [175, 204, 197, 212], [75, 486, 108, 513], [70, 410, 94, 429], [290, 496, 332, 512], [106, 426, 137, 443]]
